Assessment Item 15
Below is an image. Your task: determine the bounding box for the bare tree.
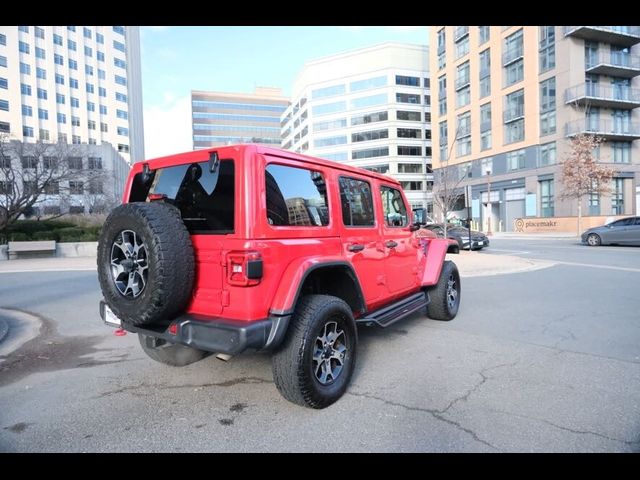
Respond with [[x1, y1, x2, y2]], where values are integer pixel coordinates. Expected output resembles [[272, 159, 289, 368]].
[[0, 134, 107, 231], [560, 133, 614, 236], [432, 123, 467, 237]]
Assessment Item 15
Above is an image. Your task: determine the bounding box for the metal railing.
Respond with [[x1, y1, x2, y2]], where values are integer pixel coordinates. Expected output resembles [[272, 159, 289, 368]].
[[454, 26, 469, 41], [456, 124, 471, 138], [480, 120, 492, 133], [563, 25, 640, 38], [454, 75, 470, 90], [565, 118, 640, 136], [565, 83, 640, 103], [502, 45, 523, 66], [585, 51, 640, 71], [503, 104, 525, 123]]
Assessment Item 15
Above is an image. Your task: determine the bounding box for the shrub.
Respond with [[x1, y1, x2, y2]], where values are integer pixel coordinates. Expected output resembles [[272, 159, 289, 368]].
[[32, 231, 58, 241], [9, 232, 30, 241]]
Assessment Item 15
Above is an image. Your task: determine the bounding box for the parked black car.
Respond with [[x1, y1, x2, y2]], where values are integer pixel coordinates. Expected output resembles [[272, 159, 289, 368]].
[[581, 216, 640, 246], [425, 224, 489, 250]]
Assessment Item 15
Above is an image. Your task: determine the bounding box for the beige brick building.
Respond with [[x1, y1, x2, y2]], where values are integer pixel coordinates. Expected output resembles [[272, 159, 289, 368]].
[[430, 26, 640, 232]]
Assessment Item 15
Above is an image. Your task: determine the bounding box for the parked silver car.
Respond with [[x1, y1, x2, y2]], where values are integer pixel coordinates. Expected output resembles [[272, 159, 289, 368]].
[[581, 217, 640, 246]]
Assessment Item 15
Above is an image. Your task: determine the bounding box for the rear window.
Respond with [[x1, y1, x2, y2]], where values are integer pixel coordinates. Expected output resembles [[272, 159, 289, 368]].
[[130, 160, 235, 234], [339, 176, 375, 227], [265, 164, 329, 227]]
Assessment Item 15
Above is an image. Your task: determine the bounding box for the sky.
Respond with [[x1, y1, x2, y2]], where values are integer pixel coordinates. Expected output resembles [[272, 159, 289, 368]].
[[140, 26, 429, 159]]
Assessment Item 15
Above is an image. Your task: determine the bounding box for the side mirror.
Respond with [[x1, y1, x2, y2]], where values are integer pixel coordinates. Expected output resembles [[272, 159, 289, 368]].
[[413, 208, 426, 225]]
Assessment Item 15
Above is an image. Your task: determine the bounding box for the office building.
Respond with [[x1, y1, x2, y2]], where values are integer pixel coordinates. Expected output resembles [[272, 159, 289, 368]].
[[281, 43, 432, 210], [191, 87, 288, 149]]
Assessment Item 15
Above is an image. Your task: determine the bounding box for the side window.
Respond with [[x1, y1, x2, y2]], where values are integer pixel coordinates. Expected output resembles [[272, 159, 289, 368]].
[[380, 186, 409, 227], [265, 164, 329, 226], [339, 177, 375, 227]]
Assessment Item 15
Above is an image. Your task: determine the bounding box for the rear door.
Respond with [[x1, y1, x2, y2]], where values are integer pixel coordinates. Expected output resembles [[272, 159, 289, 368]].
[[378, 184, 418, 295], [140, 157, 237, 316], [338, 175, 386, 306]]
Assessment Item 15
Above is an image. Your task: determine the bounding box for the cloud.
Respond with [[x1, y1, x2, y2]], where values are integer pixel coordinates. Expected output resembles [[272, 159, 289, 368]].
[[147, 26, 170, 32], [143, 95, 192, 159]]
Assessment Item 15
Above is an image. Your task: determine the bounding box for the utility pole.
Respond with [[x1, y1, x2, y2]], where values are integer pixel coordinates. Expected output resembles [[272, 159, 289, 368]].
[[486, 170, 492, 236]]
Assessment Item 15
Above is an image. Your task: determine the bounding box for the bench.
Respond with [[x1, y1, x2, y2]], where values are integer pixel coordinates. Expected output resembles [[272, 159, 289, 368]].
[[8, 240, 57, 259]]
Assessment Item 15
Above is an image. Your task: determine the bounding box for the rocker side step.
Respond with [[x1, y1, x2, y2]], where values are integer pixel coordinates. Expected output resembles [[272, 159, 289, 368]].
[[357, 291, 428, 328]]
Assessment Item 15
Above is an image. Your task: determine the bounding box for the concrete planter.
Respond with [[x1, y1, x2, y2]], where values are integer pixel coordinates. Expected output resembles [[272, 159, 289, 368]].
[[0, 245, 7, 261], [56, 242, 98, 258]]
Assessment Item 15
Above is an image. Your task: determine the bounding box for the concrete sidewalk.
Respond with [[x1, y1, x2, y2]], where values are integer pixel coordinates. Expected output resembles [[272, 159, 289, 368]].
[[0, 250, 553, 278], [489, 232, 580, 240]]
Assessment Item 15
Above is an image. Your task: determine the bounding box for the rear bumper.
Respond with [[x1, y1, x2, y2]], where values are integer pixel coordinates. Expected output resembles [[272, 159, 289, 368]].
[[460, 238, 489, 249], [99, 301, 290, 355]]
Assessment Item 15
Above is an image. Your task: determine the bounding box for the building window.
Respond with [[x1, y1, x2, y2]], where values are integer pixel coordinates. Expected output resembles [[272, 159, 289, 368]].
[[68, 157, 83, 169], [540, 179, 554, 217], [53, 34, 63, 46], [22, 105, 32, 116], [68, 39, 76, 51], [0, 34, 6, 46], [339, 177, 375, 227], [97, 51, 105, 62], [481, 157, 493, 175], [312, 84, 345, 99], [480, 103, 492, 151], [70, 78, 78, 89], [456, 61, 470, 90], [437, 28, 446, 70], [313, 135, 348, 148], [504, 59, 524, 87], [83, 27, 92, 38], [479, 49, 491, 98], [479, 26, 490, 45], [88, 157, 102, 169], [101, 123, 108, 132], [23, 126, 34, 138], [351, 93, 387, 109], [350, 75, 387, 92], [400, 181, 423, 191], [88, 120, 96, 130], [38, 108, 48, 120], [506, 149, 526, 171], [39, 129, 50, 141], [72, 135, 81, 144], [438, 75, 447, 115], [115, 92, 127, 103], [612, 142, 631, 163], [439, 120, 448, 159], [21, 156, 38, 169], [312, 100, 346, 116], [349, 112, 386, 127], [539, 142, 556, 166], [69, 59, 77, 70], [114, 58, 126, 69], [84, 46, 92, 57], [396, 93, 421, 104], [540, 77, 556, 136], [116, 109, 128, 120], [113, 26, 125, 35], [69, 181, 84, 195], [86, 65, 94, 76], [0, 99, 7, 111], [0, 121, 10, 133], [35, 47, 46, 60], [70, 97, 79, 108], [87, 101, 95, 112], [0, 77, 7, 89], [86, 83, 94, 94], [72, 116, 80, 127], [351, 129, 388, 143], [352, 147, 389, 160], [398, 146, 422, 156], [57, 113, 66, 124], [539, 26, 556, 72], [36, 67, 46, 80], [67, 26, 75, 32], [54, 54, 64, 66], [0, 56, 7, 68], [397, 163, 423, 174], [396, 75, 420, 87], [98, 69, 105, 80], [20, 83, 32, 96], [588, 189, 600, 216], [397, 128, 422, 139], [19, 41, 30, 54], [99, 105, 107, 115], [96, 33, 104, 44], [455, 35, 469, 59], [456, 86, 470, 108], [20, 63, 31, 76], [505, 118, 525, 144], [115, 75, 127, 86], [612, 178, 624, 214]]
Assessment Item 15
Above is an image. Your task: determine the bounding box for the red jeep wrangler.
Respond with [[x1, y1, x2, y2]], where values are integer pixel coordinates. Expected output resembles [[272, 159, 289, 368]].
[[97, 145, 460, 408]]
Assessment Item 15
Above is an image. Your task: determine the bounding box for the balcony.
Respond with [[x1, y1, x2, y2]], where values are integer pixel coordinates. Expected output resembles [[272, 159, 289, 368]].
[[565, 119, 640, 141], [585, 52, 640, 78], [455, 75, 470, 91], [565, 83, 640, 109], [503, 104, 525, 123], [502, 45, 523, 66], [563, 26, 640, 47], [454, 26, 469, 41]]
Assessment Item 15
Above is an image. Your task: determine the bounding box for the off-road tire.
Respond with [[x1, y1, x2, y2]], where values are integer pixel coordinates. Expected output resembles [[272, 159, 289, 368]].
[[138, 334, 209, 367], [426, 260, 461, 321], [97, 202, 194, 326], [272, 295, 357, 409]]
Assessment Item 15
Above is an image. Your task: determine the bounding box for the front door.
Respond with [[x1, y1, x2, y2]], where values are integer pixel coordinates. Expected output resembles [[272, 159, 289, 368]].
[[379, 185, 417, 295]]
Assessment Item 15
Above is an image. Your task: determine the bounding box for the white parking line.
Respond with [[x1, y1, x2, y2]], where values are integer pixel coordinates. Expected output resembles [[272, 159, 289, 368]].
[[547, 261, 640, 273], [486, 249, 531, 255]]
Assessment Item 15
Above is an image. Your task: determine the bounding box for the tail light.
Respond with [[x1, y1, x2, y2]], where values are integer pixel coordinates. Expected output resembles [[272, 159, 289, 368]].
[[226, 251, 263, 286]]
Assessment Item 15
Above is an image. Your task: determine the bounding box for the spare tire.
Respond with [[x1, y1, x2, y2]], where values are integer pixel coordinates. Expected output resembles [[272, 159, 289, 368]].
[[97, 202, 194, 326]]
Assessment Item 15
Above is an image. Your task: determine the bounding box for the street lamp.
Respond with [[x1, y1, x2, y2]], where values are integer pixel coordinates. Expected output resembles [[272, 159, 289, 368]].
[[486, 169, 492, 236]]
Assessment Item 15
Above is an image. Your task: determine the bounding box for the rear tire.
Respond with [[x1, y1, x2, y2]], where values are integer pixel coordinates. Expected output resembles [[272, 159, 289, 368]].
[[426, 260, 461, 321], [272, 295, 357, 409], [138, 334, 209, 367]]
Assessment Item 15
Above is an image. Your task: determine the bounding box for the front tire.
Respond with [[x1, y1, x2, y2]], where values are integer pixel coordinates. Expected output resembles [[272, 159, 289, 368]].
[[426, 260, 461, 321], [586, 233, 601, 246], [138, 334, 209, 367], [272, 295, 357, 409]]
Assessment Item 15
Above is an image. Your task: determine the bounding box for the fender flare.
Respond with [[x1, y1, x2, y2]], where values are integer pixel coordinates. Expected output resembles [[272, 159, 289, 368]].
[[420, 238, 452, 287], [269, 257, 366, 316]]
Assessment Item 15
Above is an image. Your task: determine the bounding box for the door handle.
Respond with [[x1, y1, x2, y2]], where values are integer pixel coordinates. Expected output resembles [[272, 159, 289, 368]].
[[385, 240, 398, 248], [347, 244, 365, 252]]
